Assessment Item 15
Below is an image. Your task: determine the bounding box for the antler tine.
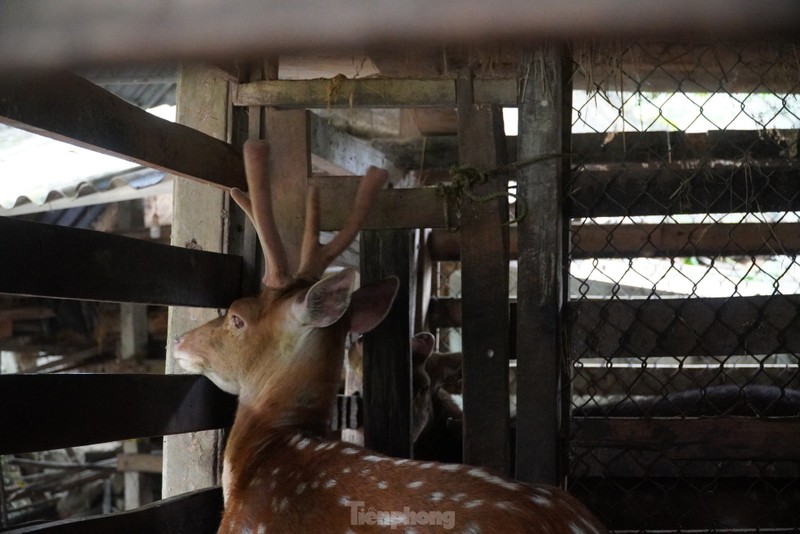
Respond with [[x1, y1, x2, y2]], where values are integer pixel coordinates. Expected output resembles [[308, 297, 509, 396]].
[[231, 140, 292, 288], [296, 166, 388, 280]]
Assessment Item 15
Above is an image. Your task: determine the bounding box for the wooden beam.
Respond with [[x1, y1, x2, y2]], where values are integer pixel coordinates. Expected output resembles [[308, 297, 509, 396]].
[[0, 375, 236, 455], [457, 72, 510, 474], [313, 177, 447, 230], [573, 417, 800, 461], [568, 166, 800, 218], [360, 229, 416, 458], [0, 72, 246, 190], [235, 78, 515, 108], [572, 476, 800, 530], [9, 486, 222, 533], [164, 63, 235, 500], [117, 453, 163, 474], [569, 294, 800, 359], [430, 221, 800, 260], [1, 2, 797, 72], [514, 46, 570, 486], [0, 217, 242, 307]]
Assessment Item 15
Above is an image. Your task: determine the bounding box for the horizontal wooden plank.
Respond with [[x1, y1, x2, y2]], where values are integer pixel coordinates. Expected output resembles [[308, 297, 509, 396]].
[[116, 453, 163, 474], [431, 221, 800, 260], [0, 217, 242, 307], [0, 374, 237, 454], [235, 78, 515, 108], [0, 72, 246, 190], [568, 165, 800, 218], [569, 294, 800, 358], [572, 363, 800, 398], [572, 417, 800, 461], [571, 477, 800, 530], [313, 177, 449, 230], [0, 2, 797, 72], [6, 486, 222, 533], [570, 221, 800, 259], [572, 129, 800, 164]]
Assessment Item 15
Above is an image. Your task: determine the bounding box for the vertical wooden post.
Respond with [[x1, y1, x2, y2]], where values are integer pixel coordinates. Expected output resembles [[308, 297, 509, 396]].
[[514, 45, 570, 485], [360, 229, 416, 458], [163, 64, 233, 498], [457, 71, 511, 474]]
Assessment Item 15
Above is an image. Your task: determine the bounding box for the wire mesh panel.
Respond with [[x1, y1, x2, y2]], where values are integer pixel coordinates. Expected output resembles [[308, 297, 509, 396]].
[[565, 41, 800, 530]]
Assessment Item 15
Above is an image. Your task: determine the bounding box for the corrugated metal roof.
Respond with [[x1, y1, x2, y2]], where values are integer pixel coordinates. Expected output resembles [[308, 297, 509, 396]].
[[0, 68, 177, 215]]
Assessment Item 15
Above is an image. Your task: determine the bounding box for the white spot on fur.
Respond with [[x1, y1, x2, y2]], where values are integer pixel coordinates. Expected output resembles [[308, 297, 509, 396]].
[[407, 481, 423, 489], [450, 493, 467, 502], [271, 467, 280, 476], [288, 434, 302, 447], [377, 481, 388, 489], [360, 468, 371, 475], [296, 482, 307, 494], [342, 467, 352, 474], [279, 497, 288, 511], [462, 523, 482, 534], [341, 447, 359, 455], [363, 455, 387, 463], [429, 492, 444, 502], [339, 496, 351, 506], [393, 458, 411, 465], [530, 494, 552, 507], [437, 463, 460, 472], [256, 525, 266, 534], [464, 499, 484, 508], [569, 523, 586, 534], [325, 479, 337, 489], [311, 480, 319, 489], [315, 442, 328, 451], [296, 438, 311, 450], [419, 462, 435, 469], [495, 501, 517, 511]]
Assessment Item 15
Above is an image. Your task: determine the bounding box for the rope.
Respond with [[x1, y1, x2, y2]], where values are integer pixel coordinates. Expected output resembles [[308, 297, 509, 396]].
[[436, 153, 568, 232]]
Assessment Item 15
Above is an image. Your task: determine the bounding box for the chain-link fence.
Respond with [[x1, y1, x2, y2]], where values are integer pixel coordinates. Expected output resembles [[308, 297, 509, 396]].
[[566, 41, 800, 530]]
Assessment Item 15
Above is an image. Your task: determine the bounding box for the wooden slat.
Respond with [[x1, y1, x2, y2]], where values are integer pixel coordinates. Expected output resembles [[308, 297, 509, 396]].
[[514, 46, 570, 485], [568, 165, 800, 218], [457, 73, 510, 474], [0, 217, 242, 307], [117, 453, 163, 474], [430, 222, 800, 260], [1, 2, 798, 72], [572, 417, 800, 461], [571, 221, 800, 259], [569, 294, 800, 359], [0, 72, 245, 190], [314, 177, 448, 230], [571, 477, 800, 530], [235, 78, 515, 108], [0, 375, 236, 455], [360, 229, 415, 458], [6, 486, 222, 533]]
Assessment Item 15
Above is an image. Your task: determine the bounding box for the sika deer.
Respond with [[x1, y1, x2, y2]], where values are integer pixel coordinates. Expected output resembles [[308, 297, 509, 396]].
[[174, 140, 607, 533]]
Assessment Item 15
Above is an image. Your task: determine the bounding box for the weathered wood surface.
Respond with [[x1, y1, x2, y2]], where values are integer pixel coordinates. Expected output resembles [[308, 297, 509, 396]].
[[163, 63, 235, 499], [235, 78, 515, 108], [457, 72, 510, 474], [572, 476, 800, 530], [360, 230, 415, 458], [568, 165, 800, 218], [573, 417, 800, 462], [5, 487, 222, 533], [0, 375, 237, 455], [514, 46, 570, 485], [430, 295, 800, 359], [569, 294, 800, 359], [430, 222, 800, 260], [1, 2, 797, 72], [0, 72, 245, 190], [0, 216, 242, 307], [570, 221, 800, 259]]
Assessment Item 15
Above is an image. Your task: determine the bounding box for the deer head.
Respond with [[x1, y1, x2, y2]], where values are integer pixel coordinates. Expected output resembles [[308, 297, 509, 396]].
[[174, 140, 398, 428]]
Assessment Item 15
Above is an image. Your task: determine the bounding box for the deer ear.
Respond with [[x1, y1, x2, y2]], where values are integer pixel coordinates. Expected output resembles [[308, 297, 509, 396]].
[[293, 269, 359, 328], [411, 332, 435, 366], [348, 276, 399, 334]]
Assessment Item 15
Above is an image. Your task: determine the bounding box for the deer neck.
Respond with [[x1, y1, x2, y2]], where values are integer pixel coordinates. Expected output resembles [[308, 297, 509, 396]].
[[224, 323, 347, 495]]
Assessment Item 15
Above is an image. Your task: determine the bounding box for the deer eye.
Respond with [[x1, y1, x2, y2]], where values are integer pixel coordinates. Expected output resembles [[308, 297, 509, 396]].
[[231, 314, 245, 330]]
